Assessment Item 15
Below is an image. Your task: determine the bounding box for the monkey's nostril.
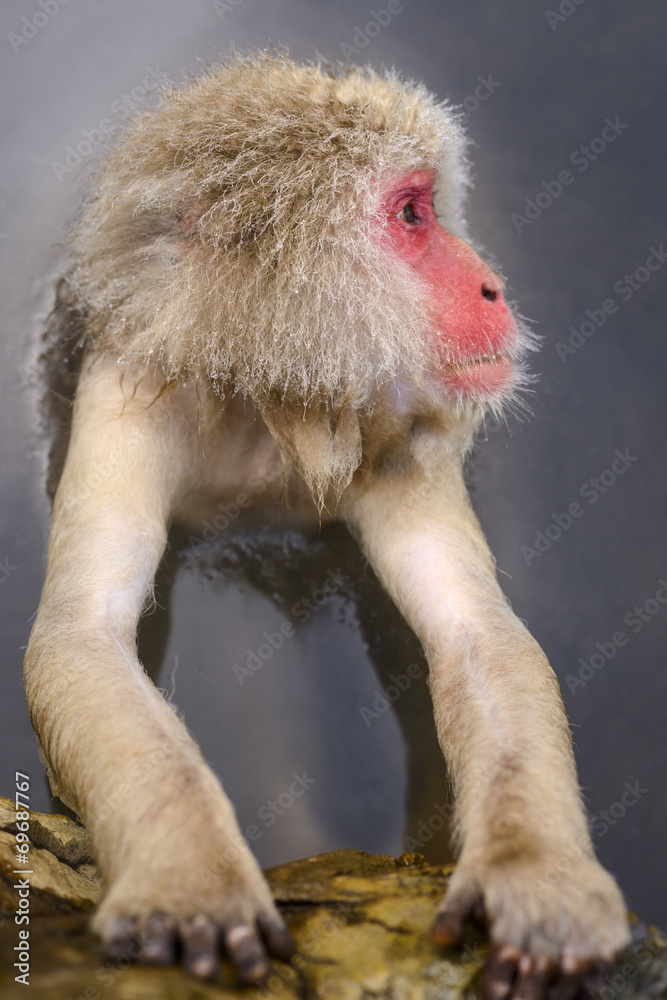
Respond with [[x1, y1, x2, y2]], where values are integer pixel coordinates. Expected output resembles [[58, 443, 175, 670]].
[[481, 284, 498, 302]]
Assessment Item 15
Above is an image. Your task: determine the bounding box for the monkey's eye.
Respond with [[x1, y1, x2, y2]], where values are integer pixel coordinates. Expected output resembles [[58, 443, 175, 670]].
[[397, 202, 419, 224]]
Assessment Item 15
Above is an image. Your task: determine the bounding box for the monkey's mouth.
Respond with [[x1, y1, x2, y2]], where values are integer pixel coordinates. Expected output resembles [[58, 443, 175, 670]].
[[438, 352, 514, 395]]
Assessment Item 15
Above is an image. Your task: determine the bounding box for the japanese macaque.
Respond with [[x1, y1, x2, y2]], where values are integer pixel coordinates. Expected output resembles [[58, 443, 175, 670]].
[[25, 54, 629, 997]]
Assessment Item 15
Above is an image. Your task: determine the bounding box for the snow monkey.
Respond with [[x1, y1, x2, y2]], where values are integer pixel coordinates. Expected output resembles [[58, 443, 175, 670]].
[[25, 54, 629, 997]]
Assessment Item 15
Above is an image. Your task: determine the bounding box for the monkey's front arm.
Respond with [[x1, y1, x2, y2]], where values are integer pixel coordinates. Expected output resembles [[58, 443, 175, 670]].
[[23, 358, 294, 983], [343, 449, 630, 997]]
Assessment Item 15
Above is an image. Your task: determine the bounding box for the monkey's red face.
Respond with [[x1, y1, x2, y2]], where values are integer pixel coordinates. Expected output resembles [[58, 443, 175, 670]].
[[381, 171, 518, 397]]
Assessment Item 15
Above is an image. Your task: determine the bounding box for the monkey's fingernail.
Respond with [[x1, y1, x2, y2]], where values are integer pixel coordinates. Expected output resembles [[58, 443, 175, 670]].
[[481, 973, 514, 1000], [561, 951, 593, 976], [189, 951, 217, 979], [104, 916, 139, 963], [226, 925, 269, 983], [481, 945, 521, 1000], [183, 914, 218, 979], [432, 909, 464, 946], [257, 914, 296, 958], [142, 911, 177, 965], [495, 944, 522, 964], [513, 953, 554, 1000], [240, 958, 269, 983]]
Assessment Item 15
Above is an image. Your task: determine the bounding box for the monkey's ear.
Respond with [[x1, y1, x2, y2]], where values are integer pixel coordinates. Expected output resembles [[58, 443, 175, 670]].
[[261, 401, 362, 510]]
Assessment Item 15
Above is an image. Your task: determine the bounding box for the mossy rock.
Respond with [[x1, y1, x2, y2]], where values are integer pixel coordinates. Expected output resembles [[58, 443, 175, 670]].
[[0, 796, 665, 999]]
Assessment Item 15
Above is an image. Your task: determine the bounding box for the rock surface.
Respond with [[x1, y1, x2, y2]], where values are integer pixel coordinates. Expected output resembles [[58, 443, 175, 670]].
[[0, 796, 665, 999]]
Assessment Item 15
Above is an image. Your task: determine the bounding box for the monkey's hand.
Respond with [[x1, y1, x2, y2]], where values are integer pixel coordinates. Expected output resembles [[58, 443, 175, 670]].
[[91, 821, 294, 984], [432, 848, 630, 999]]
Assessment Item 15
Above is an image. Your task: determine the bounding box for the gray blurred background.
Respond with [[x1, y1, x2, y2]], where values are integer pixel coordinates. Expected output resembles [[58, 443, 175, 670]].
[[1, 0, 665, 927]]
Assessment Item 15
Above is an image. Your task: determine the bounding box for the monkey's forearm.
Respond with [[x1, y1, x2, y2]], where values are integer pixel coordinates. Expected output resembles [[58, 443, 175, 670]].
[[427, 619, 591, 858], [24, 357, 200, 845], [346, 469, 591, 857], [24, 627, 209, 860]]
